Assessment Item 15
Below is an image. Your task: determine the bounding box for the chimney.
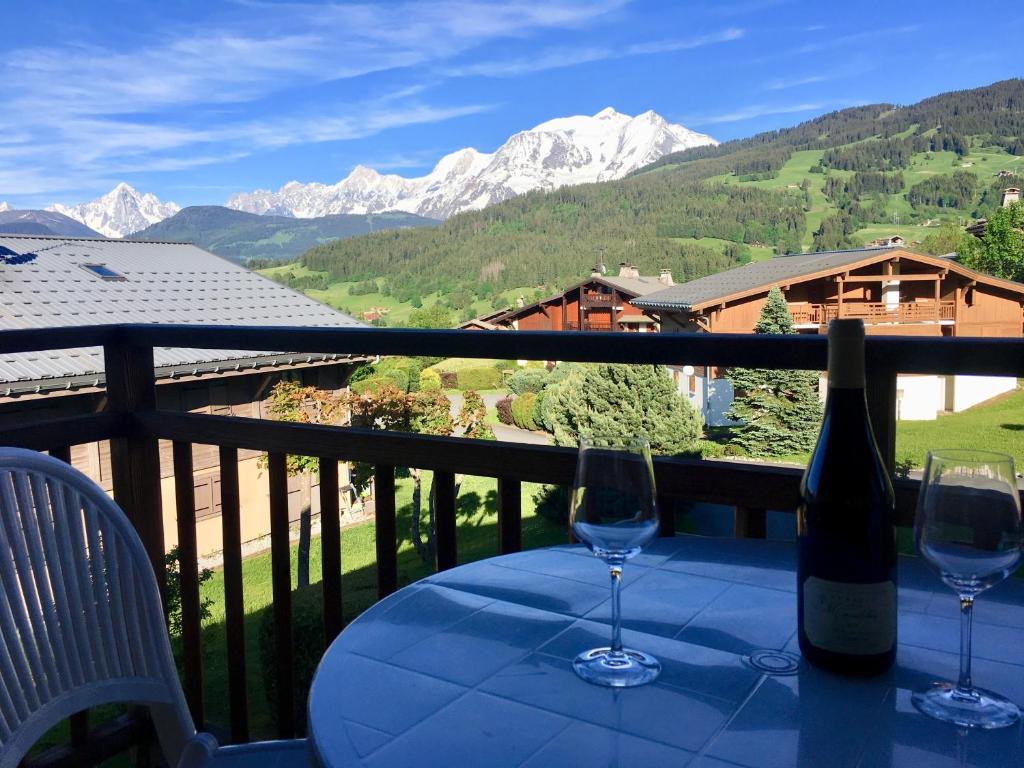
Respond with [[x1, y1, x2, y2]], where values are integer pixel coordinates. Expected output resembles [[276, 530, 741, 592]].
[[618, 262, 640, 279], [516, 296, 525, 308], [1001, 187, 1021, 207], [591, 264, 603, 278], [659, 269, 674, 286]]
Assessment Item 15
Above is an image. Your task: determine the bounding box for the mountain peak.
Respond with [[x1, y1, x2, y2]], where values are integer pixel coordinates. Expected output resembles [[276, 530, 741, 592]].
[[47, 184, 180, 238], [226, 107, 715, 220], [0, 202, 9, 213]]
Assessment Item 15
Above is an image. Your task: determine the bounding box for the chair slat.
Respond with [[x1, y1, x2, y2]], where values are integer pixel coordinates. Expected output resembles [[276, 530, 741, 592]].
[[434, 471, 457, 572], [319, 458, 342, 645], [267, 452, 294, 739], [218, 447, 249, 744], [171, 442, 204, 727], [497, 478, 521, 555], [373, 466, 397, 599]]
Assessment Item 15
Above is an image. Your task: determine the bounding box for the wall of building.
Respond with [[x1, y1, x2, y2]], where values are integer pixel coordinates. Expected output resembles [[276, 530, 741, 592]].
[[948, 375, 1018, 412], [957, 285, 1023, 337]]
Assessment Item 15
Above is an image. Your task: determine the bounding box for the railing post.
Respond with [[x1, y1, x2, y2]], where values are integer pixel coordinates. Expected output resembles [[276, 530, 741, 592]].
[[374, 465, 398, 598], [319, 457, 343, 643], [658, 493, 676, 537], [171, 441, 203, 728], [218, 447, 249, 743], [434, 471, 457, 571], [267, 452, 294, 739], [865, 363, 898, 474], [497, 478, 521, 554], [734, 506, 767, 539], [104, 337, 166, 602]]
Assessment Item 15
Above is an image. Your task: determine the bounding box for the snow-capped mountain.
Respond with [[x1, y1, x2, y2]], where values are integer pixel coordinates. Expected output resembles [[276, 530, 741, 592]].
[[0, 202, 9, 213], [48, 183, 180, 238], [227, 108, 716, 220]]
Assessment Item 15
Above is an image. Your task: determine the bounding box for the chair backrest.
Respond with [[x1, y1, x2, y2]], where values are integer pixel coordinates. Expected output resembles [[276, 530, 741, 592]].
[[0, 448, 193, 768]]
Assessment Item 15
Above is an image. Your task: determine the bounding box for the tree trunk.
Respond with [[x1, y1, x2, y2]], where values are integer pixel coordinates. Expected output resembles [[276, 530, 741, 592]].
[[297, 470, 312, 588], [409, 468, 430, 564]]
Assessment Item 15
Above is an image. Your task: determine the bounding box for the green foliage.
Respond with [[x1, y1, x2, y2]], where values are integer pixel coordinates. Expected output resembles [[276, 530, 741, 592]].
[[511, 392, 539, 431], [458, 390, 495, 440], [420, 368, 441, 391], [725, 288, 823, 457], [407, 305, 454, 328], [960, 201, 1024, 281], [495, 396, 515, 425], [532, 483, 569, 525], [919, 223, 978, 257], [508, 368, 549, 395], [543, 364, 701, 455], [164, 547, 213, 637], [257, 585, 324, 734], [456, 367, 501, 391], [907, 171, 978, 209]]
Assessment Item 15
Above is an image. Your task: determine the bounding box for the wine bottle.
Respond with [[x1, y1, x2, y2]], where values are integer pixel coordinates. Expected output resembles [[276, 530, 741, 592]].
[[797, 318, 897, 675]]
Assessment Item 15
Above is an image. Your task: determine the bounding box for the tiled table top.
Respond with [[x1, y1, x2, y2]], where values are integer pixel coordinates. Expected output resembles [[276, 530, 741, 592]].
[[308, 536, 1024, 768]]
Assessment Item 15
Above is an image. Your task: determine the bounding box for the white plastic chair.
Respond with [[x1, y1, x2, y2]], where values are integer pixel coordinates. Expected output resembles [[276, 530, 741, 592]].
[[0, 448, 309, 768]]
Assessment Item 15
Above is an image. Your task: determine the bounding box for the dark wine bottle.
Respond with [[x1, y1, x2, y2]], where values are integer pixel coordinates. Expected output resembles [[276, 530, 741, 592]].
[[797, 318, 897, 675]]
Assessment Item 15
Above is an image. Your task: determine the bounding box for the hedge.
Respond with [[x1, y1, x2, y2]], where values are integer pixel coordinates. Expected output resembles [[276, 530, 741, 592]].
[[258, 586, 325, 734], [495, 396, 515, 425], [511, 392, 538, 431], [420, 368, 441, 391], [351, 367, 408, 394], [456, 367, 501, 391], [508, 368, 548, 395]]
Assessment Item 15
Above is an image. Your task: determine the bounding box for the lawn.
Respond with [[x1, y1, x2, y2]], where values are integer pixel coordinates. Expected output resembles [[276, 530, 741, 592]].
[[895, 386, 1024, 469], [193, 471, 565, 739]]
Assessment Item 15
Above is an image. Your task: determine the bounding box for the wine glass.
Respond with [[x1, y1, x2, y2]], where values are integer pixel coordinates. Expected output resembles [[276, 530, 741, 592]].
[[570, 436, 661, 687], [913, 449, 1023, 729]]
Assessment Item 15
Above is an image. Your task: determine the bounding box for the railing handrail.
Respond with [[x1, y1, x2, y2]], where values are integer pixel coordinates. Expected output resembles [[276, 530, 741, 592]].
[[0, 324, 1022, 376]]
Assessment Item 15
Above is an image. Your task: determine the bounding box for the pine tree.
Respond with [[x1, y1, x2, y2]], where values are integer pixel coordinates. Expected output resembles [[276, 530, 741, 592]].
[[546, 364, 701, 455], [725, 288, 823, 457]]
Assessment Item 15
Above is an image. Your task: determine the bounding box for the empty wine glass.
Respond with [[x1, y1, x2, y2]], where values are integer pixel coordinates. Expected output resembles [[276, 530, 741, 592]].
[[570, 436, 661, 687], [913, 449, 1023, 729]]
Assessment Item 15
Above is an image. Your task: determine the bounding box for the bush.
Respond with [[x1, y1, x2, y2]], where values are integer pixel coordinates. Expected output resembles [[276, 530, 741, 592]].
[[352, 368, 409, 395], [456, 367, 501, 391], [348, 364, 376, 384], [511, 392, 538, 431], [495, 396, 515, 425], [440, 371, 458, 389], [532, 483, 569, 524], [378, 357, 422, 392], [420, 368, 441, 392], [258, 586, 325, 734], [508, 368, 548, 395]]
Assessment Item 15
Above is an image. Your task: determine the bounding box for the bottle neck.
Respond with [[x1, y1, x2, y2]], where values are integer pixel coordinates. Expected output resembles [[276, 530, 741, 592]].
[[827, 335, 865, 390]]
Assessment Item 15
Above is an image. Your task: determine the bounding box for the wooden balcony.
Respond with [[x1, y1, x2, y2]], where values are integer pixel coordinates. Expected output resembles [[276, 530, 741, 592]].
[[566, 320, 614, 331], [3, 324, 1022, 766], [789, 300, 956, 326], [581, 291, 615, 308]]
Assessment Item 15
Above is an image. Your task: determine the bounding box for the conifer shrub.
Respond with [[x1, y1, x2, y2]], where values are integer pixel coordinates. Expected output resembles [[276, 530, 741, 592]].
[[495, 396, 515, 425], [420, 368, 441, 391], [456, 367, 501, 391], [511, 392, 538, 431], [508, 368, 548, 395]]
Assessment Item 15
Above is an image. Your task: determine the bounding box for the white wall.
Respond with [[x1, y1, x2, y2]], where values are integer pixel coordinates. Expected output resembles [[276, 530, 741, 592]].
[[896, 375, 944, 421], [949, 375, 1017, 412]]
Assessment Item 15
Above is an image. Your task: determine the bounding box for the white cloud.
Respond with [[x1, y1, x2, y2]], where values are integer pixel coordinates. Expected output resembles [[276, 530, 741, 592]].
[[689, 102, 823, 125]]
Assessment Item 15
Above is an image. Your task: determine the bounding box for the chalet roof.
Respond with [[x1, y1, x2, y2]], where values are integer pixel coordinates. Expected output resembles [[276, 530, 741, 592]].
[[633, 246, 1024, 312], [495, 274, 666, 324], [0, 234, 362, 394]]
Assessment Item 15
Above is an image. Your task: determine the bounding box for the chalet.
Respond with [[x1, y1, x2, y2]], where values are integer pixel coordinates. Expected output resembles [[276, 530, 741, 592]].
[[494, 262, 670, 332], [967, 187, 1021, 238], [634, 247, 1024, 423], [0, 234, 365, 556], [868, 235, 905, 247], [458, 307, 510, 331]]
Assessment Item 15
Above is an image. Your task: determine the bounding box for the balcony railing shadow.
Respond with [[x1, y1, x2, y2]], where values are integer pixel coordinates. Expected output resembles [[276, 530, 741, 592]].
[[2, 324, 1022, 766]]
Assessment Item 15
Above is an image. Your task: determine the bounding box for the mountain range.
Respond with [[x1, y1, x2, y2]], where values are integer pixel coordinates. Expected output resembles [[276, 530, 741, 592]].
[[130, 206, 435, 262], [47, 183, 180, 238], [0, 209, 103, 237], [226, 108, 715, 220]]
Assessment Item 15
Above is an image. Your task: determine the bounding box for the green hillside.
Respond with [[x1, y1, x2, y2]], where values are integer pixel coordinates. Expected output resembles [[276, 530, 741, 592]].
[[278, 80, 1023, 314], [131, 205, 437, 263]]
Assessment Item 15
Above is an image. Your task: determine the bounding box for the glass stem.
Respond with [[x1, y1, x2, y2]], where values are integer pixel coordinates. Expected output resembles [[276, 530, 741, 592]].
[[956, 595, 975, 697], [609, 565, 623, 654]]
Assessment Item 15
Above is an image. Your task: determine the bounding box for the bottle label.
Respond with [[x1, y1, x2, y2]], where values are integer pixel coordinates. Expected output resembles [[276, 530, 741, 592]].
[[803, 577, 896, 655]]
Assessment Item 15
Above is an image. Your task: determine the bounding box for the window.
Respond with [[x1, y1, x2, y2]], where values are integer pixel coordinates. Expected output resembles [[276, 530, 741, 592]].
[[81, 263, 126, 281]]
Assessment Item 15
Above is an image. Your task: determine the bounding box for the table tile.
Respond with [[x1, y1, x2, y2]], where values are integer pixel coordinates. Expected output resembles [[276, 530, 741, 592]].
[[338, 584, 494, 660], [519, 720, 695, 768], [898, 611, 1024, 665], [480, 653, 735, 752], [676, 583, 797, 655], [362, 691, 570, 768], [583, 569, 733, 638], [387, 600, 574, 686], [705, 670, 888, 768], [427, 560, 610, 616], [661, 537, 797, 593], [539, 619, 761, 703], [560, 538, 681, 568], [856, 688, 1023, 768], [309, 653, 466, 738], [893, 643, 1024, 707], [492, 546, 652, 588]]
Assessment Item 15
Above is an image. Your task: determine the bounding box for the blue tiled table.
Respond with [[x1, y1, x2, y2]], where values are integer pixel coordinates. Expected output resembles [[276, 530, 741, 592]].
[[308, 536, 1024, 767]]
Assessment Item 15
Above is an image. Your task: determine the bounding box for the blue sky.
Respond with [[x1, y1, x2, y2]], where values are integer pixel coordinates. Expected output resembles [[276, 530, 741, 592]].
[[2, 0, 1021, 208]]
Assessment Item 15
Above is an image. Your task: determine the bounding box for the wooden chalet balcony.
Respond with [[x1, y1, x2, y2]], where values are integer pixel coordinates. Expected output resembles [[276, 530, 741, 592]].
[[789, 300, 956, 326], [3, 324, 1022, 766], [566, 319, 614, 331], [580, 291, 615, 308]]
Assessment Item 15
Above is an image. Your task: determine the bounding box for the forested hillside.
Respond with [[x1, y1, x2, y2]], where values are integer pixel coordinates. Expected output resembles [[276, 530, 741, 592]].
[[281, 80, 1023, 316]]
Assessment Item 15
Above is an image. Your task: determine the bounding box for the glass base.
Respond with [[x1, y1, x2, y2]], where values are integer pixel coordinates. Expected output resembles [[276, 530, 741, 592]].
[[912, 682, 1021, 729], [573, 647, 661, 688]]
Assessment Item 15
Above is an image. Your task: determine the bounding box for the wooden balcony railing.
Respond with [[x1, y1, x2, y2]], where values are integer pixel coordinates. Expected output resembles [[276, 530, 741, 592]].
[[581, 291, 615, 307], [566, 320, 614, 331], [2, 324, 1022, 766], [789, 301, 957, 326]]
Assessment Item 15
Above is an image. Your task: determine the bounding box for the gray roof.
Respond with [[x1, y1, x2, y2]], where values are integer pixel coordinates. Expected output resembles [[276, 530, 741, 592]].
[[599, 275, 670, 296], [633, 247, 901, 311], [0, 235, 362, 394]]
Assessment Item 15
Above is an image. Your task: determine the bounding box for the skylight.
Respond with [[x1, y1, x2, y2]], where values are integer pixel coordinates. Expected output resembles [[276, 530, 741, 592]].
[[81, 263, 126, 281]]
